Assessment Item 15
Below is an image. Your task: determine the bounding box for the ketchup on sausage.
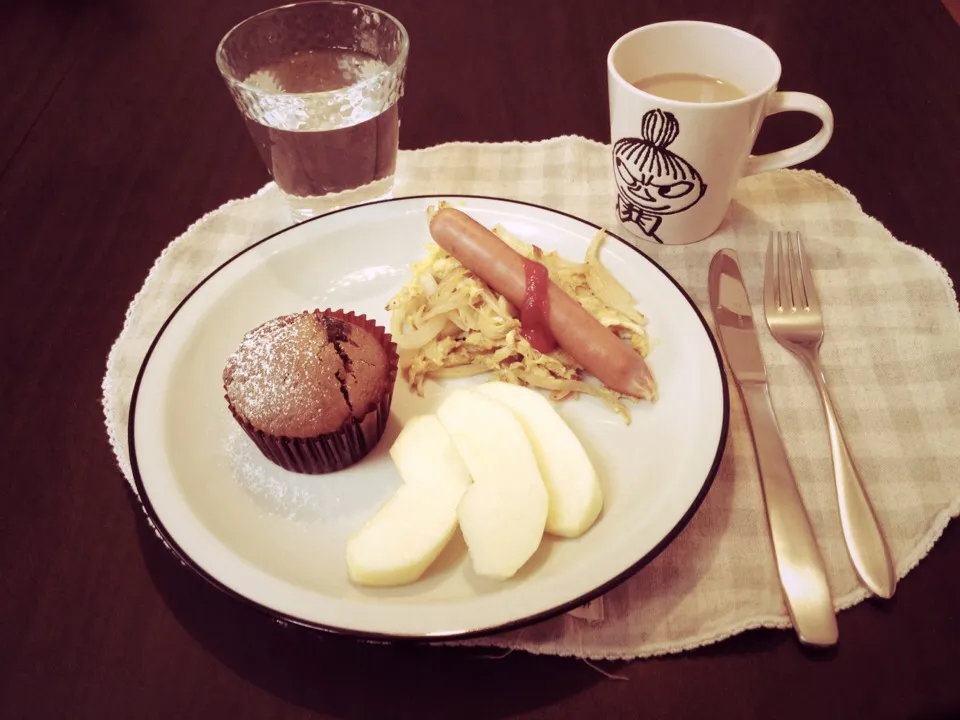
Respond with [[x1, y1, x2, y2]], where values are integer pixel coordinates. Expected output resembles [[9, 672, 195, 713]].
[[519, 257, 557, 353]]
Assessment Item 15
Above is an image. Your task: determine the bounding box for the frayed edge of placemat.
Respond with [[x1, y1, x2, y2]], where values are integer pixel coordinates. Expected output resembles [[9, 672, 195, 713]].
[[796, 169, 959, 322], [403, 134, 607, 152]]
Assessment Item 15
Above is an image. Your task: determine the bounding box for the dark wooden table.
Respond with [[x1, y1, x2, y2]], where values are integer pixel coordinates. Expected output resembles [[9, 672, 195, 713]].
[[2, 1, 959, 718]]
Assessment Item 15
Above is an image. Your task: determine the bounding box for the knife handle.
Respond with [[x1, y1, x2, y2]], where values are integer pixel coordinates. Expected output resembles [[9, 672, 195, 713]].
[[740, 381, 839, 647]]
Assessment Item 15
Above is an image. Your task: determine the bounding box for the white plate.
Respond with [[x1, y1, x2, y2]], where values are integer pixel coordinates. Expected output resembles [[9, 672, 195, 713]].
[[130, 196, 729, 640]]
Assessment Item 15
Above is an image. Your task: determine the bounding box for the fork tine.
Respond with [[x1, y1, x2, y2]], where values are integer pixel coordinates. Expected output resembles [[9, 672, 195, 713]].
[[780, 230, 800, 310], [794, 231, 820, 312], [777, 231, 792, 310], [788, 232, 806, 310]]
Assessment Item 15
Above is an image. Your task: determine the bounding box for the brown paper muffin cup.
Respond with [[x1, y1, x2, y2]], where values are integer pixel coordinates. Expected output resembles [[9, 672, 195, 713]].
[[225, 309, 399, 475]]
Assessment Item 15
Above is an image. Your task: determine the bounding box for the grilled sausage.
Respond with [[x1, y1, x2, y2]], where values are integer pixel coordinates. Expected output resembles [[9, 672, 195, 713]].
[[428, 207, 655, 400]]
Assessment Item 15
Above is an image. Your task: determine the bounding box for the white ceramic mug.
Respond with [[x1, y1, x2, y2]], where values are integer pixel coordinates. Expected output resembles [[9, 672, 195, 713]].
[[607, 21, 833, 245]]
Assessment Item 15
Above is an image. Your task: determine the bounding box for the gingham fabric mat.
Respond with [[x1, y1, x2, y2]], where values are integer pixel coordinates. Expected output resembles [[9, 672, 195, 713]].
[[103, 136, 960, 660]]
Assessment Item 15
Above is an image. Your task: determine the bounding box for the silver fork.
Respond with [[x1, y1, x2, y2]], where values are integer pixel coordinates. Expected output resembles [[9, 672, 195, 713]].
[[763, 231, 896, 599]]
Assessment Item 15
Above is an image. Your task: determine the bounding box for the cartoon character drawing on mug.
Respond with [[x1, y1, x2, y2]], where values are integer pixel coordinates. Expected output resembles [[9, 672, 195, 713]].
[[613, 109, 707, 243]]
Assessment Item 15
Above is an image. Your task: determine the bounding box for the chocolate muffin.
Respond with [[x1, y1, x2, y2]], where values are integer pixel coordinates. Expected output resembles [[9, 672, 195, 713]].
[[223, 309, 398, 474]]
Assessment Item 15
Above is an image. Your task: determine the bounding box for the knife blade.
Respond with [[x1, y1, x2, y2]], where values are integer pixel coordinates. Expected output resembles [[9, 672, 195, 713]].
[[708, 248, 838, 648]]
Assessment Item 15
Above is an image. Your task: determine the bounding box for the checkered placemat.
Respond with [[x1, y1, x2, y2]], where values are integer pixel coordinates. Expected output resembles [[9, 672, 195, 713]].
[[102, 136, 960, 660]]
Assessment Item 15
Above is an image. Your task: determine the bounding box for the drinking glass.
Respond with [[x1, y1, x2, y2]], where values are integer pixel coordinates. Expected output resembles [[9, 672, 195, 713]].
[[216, 1, 409, 222]]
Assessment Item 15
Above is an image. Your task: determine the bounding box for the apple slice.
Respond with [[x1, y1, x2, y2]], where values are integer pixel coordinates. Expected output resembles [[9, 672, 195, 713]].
[[476, 382, 603, 538], [436, 389, 548, 580], [390, 414, 471, 506], [346, 414, 471, 587], [346, 484, 459, 587]]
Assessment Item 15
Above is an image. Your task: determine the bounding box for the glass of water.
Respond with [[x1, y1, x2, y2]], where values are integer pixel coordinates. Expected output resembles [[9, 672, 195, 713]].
[[216, 2, 409, 222]]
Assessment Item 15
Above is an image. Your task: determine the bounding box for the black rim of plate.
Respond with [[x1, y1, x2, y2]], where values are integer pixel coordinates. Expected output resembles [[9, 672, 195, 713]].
[[128, 194, 731, 643]]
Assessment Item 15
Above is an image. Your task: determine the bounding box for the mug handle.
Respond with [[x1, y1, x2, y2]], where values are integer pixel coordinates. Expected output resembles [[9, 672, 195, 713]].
[[744, 92, 834, 175]]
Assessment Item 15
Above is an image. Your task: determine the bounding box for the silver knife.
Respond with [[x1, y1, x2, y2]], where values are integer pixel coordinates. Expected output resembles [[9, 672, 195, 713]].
[[708, 248, 838, 647]]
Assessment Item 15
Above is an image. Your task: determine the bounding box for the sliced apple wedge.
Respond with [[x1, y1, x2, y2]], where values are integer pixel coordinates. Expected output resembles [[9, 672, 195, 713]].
[[476, 382, 603, 538], [346, 414, 471, 587], [437, 389, 548, 580], [456, 478, 549, 581], [346, 484, 460, 587], [390, 414, 472, 505]]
